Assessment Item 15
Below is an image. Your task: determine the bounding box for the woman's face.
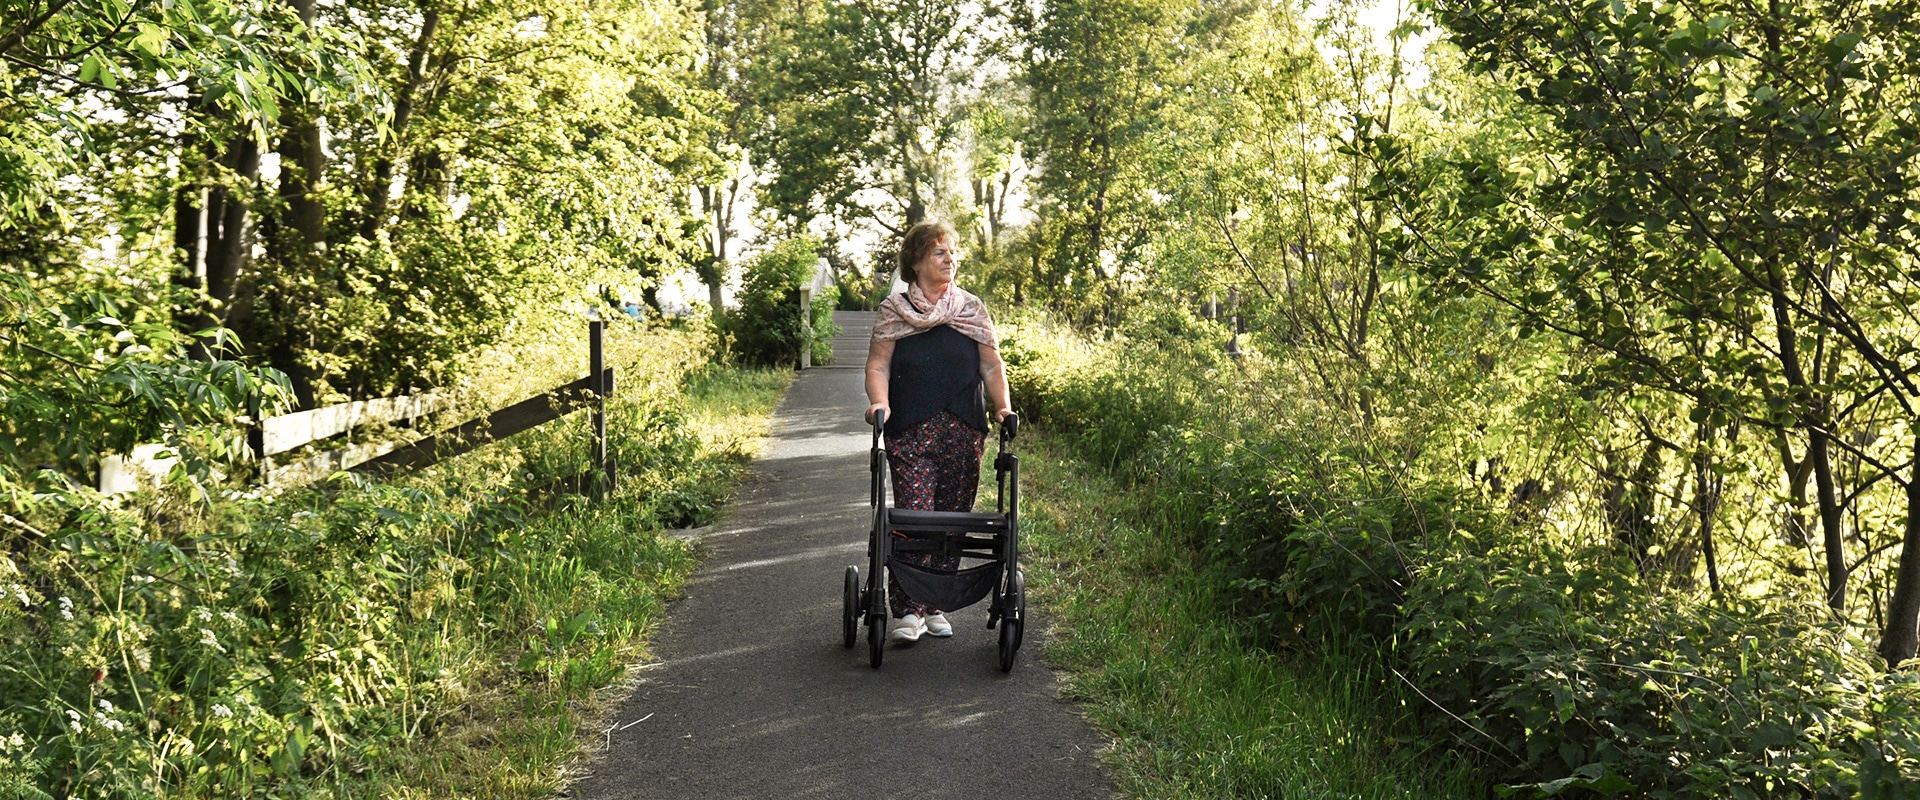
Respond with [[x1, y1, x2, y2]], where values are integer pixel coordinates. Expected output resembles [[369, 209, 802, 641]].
[[916, 237, 960, 287]]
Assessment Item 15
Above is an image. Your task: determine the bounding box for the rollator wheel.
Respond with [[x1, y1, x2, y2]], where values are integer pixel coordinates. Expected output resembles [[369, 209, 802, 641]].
[[998, 570, 1025, 673], [1011, 568, 1027, 652], [842, 566, 860, 648], [868, 578, 887, 668]]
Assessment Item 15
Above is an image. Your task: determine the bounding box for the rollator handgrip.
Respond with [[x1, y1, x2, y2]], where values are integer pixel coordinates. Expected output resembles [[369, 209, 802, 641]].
[[1000, 412, 1019, 442]]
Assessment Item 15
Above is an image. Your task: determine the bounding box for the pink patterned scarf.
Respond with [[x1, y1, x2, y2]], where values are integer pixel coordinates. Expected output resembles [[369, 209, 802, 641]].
[[870, 283, 999, 349]]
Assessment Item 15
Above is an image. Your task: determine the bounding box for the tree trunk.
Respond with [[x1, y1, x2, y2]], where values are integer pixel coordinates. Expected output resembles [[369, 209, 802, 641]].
[[203, 137, 259, 319], [1878, 429, 1920, 666], [1693, 424, 1725, 594], [1810, 427, 1847, 610], [363, 7, 440, 240]]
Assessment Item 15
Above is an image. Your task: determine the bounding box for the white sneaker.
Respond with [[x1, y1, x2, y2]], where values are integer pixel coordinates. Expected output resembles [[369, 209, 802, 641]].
[[889, 613, 926, 642], [925, 613, 953, 638]]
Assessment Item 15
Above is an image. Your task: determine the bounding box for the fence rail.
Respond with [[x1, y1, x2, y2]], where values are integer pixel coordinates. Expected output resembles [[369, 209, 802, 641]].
[[101, 321, 616, 496]]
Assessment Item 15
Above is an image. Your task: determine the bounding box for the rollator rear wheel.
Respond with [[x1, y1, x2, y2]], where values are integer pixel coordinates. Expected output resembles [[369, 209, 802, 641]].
[[842, 566, 860, 648], [998, 569, 1025, 673], [1011, 568, 1027, 652], [868, 578, 887, 668]]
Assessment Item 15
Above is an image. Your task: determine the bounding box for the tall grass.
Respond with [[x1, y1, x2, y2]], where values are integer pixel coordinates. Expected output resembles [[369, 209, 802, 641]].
[[1018, 432, 1483, 799], [0, 313, 793, 799]]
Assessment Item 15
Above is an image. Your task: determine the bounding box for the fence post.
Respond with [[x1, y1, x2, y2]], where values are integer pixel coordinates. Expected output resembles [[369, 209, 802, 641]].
[[248, 392, 270, 486], [590, 318, 611, 499], [798, 286, 813, 370]]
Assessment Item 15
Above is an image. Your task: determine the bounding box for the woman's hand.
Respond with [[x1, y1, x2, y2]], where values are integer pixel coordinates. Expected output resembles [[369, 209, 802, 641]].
[[867, 403, 890, 425], [994, 407, 1013, 424]]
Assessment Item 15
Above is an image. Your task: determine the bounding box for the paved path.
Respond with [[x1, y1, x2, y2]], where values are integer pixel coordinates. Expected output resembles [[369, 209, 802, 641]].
[[567, 311, 1115, 799]]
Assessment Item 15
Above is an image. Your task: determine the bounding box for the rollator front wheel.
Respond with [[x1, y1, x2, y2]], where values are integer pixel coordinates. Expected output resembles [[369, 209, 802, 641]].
[[842, 566, 860, 648]]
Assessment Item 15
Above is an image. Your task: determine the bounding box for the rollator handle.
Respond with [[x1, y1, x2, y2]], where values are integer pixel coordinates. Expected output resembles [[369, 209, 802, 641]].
[[1000, 412, 1019, 442]]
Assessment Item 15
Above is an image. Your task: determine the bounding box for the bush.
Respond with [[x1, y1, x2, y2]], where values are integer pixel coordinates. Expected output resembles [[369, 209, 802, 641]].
[[719, 237, 839, 368], [0, 322, 758, 798], [1004, 307, 1920, 799]]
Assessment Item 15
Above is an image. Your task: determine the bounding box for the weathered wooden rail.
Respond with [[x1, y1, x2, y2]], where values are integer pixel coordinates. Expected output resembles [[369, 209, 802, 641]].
[[101, 320, 617, 496]]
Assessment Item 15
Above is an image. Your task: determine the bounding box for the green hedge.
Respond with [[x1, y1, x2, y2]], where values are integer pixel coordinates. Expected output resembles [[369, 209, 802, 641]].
[[1003, 310, 1920, 799]]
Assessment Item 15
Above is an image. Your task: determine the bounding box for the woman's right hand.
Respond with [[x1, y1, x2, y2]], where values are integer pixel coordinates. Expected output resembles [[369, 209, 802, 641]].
[[866, 403, 889, 426]]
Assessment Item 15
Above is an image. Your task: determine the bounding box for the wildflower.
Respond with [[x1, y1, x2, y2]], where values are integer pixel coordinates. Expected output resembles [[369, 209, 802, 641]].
[[97, 699, 113, 713], [211, 704, 233, 719], [58, 595, 73, 621], [198, 628, 226, 653]]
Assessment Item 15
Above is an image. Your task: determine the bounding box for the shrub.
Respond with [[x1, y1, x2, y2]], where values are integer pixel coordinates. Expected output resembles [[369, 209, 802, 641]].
[[0, 322, 750, 798], [1004, 307, 1920, 799], [719, 237, 839, 368]]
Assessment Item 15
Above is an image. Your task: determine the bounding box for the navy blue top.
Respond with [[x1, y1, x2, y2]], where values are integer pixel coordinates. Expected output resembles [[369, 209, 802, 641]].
[[885, 321, 987, 437]]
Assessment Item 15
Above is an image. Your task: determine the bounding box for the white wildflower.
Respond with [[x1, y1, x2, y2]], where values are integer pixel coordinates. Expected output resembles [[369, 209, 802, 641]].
[[211, 704, 233, 719], [97, 699, 113, 713], [58, 595, 73, 621], [198, 628, 225, 653], [8, 585, 27, 607], [191, 607, 213, 623], [65, 709, 80, 721], [220, 610, 241, 624]]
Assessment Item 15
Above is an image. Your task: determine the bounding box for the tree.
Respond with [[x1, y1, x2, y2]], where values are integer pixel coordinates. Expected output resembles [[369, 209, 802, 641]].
[[749, 0, 985, 237], [1415, 0, 1920, 663]]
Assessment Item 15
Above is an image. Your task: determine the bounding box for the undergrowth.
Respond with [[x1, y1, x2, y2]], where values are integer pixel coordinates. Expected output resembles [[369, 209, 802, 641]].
[[1003, 309, 1920, 799], [1019, 430, 1482, 799], [0, 320, 792, 799]]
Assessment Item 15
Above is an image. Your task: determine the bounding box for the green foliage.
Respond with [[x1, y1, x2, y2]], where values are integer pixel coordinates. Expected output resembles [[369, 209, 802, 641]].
[[1404, 540, 1920, 798], [0, 275, 287, 498], [1409, 0, 1920, 658], [1017, 430, 1482, 798], [717, 237, 839, 368], [1007, 311, 1920, 797], [4, 0, 723, 406], [0, 324, 776, 798], [745, 0, 982, 229]]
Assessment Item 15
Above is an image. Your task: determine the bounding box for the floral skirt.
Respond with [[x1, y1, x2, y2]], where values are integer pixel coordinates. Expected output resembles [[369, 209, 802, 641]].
[[885, 411, 985, 618]]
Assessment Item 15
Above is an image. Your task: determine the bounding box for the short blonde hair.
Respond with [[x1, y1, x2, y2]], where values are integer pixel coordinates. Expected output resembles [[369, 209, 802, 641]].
[[898, 220, 959, 284]]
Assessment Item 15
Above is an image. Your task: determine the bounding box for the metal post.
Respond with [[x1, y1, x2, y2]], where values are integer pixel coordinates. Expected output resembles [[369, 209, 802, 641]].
[[590, 318, 609, 499], [799, 286, 813, 370]]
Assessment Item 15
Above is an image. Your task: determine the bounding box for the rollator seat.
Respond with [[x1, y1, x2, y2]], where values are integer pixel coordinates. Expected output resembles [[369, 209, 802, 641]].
[[886, 508, 1009, 533]]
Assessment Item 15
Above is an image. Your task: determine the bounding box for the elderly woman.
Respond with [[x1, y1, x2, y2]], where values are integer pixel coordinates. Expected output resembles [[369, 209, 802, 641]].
[[865, 220, 1013, 642]]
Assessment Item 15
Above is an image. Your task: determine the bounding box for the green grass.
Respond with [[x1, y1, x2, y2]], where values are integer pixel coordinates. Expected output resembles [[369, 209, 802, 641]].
[[1016, 428, 1486, 799], [381, 365, 794, 798], [684, 364, 797, 463]]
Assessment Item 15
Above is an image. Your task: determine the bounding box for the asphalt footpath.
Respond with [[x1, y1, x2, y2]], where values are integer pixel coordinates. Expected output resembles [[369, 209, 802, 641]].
[[565, 311, 1116, 800]]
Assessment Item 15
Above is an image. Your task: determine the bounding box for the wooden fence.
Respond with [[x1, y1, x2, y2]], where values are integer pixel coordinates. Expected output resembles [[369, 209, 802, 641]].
[[101, 320, 617, 496]]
